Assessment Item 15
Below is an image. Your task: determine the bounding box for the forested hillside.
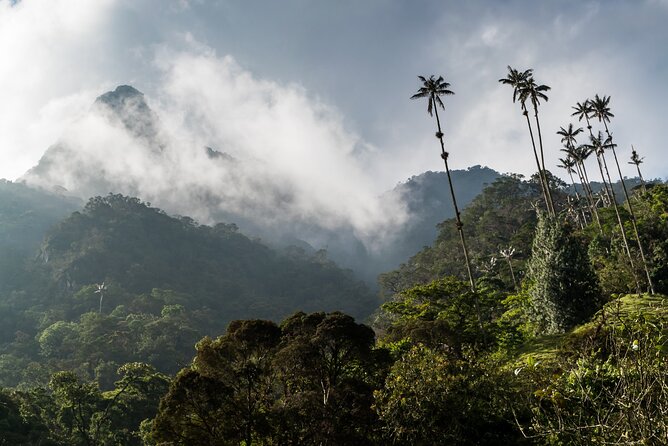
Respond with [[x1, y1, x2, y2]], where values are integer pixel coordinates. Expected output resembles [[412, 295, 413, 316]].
[[0, 194, 376, 390], [2, 177, 666, 445]]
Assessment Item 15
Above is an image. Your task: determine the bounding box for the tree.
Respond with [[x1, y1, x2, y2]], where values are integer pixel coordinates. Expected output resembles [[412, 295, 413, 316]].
[[557, 157, 585, 228], [517, 73, 554, 215], [629, 146, 646, 192], [591, 94, 654, 294], [557, 124, 588, 226], [0, 389, 53, 444], [587, 131, 641, 292], [561, 143, 602, 229], [151, 369, 239, 445], [499, 246, 518, 290], [379, 277, 495, 355], [500, 66, 554, 215], [194, 320, 282, 445], [527, 213, 601, 334], [572, 100, 614, 205], [94, 282, 106, 314], [374, 345, 526, 445], [272, 312, 379, 445], [410, 76, 475, 289], [411, 75, 484, 340]]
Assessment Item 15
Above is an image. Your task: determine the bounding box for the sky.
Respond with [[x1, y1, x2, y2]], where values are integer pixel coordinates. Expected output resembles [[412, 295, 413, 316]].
[[1, 0, 667, 191]]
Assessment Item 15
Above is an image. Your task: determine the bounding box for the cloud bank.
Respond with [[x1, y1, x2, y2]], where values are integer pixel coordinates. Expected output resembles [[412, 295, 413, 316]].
[[23, 43, 408, 250]]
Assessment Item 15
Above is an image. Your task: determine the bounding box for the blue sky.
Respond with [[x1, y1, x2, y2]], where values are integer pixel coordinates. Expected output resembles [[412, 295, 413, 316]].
[[1, 0, 666, 188]]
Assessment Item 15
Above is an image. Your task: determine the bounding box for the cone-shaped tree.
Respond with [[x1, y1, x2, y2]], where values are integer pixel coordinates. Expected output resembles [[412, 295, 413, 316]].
[[527, 214, 601, 334]]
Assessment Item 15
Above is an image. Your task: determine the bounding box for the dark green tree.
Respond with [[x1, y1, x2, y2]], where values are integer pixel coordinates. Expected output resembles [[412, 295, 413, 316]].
[[379, 277, 496, 355], [272, 312, 379, 445], [150, 369, 239, 445], [527, 214, 601, 334], [374, 345, 527, 445]]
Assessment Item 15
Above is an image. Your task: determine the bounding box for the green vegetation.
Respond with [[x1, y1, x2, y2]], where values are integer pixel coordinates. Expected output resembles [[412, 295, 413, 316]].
[[1, 71, 667, 444]]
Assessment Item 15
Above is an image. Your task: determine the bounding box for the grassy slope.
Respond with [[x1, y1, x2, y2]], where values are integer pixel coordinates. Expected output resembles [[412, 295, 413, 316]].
[[512, 293, 668, 367]]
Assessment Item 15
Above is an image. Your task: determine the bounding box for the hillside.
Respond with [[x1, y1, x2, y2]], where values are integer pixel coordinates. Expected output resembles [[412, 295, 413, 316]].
[[0, 194, 377, 386]]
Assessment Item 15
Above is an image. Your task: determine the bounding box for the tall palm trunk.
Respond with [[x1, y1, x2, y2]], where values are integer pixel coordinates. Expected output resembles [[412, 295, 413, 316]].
[[599, 147, 641, 293], [632, 146, 647, 192], [522, 105, 553, 216], [576, 159, 602, 230], [505, 256, 518, 291], [533, 107, 555, 215], [584, 116, 613, 205], [567, 169, 588, 226], [594, 152, 613, 206], [604, 125, 654, 294], [433, 106, 486, 339]]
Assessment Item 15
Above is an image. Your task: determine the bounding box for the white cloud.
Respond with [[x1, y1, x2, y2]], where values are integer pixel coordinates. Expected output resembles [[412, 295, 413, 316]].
[[22, 43, 409, 249], [0, 0, 117, 179]]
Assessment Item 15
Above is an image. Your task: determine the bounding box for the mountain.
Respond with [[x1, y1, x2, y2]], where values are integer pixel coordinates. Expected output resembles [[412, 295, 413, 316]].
[[377, 166, 500, 269], [20, 85, 503, 285], [38, 194, 376, 323], [0, 193, 378, 385], [0, 180, 80, 255]]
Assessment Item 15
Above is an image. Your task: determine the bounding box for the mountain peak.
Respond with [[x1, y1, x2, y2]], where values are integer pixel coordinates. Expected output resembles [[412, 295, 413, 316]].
[[95, 85, 144, 107], [93, 85, 159, 142]]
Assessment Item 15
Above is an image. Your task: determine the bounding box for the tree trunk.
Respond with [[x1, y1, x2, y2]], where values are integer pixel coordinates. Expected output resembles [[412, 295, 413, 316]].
[[533, 108, 555, 215], [522, 105, 552, 216], [433, 105, 486, 342], [604, 125, 654, 294], [576, 159, 602, 231], [600, 148, 642, 293]]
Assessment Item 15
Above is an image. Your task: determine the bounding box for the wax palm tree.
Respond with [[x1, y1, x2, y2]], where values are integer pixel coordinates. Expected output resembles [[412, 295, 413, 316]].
[[557, 156, 587, 227], [499, 66, 553, 215], [562, 144, 601, 229], [557, 124, 589, 225], [517, 75, 554, 215], [629, 146, 646, 192], [588, 133, 641, 292], [411, 75, 485, 339], [572, 99, 613, 204], [557, 123, 583, 151], [557, 156, 580, 198], [591, 95, 654, 294], [499, 246, 518, 290], [95, 282, 107, 314]]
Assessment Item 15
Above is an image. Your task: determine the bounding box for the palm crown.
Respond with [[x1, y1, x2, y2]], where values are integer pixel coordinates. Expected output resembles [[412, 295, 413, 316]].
[[498, 66, 533, 104], [557, 124, 583, 149], [557, 156, 577, 174], [517, 77, 550, 110], [629, 148, 644, 166], [571, 100, 594, 123], [410, 75, 454, 116], [591, 94, 614, 123]]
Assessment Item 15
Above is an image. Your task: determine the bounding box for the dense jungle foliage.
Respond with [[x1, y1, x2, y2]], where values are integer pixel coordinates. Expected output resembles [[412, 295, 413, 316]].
[[1, 177, 667, 445]]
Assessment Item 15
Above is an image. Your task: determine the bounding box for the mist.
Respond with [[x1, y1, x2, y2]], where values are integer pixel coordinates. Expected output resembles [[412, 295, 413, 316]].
[[22, 43, 410, 267]]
